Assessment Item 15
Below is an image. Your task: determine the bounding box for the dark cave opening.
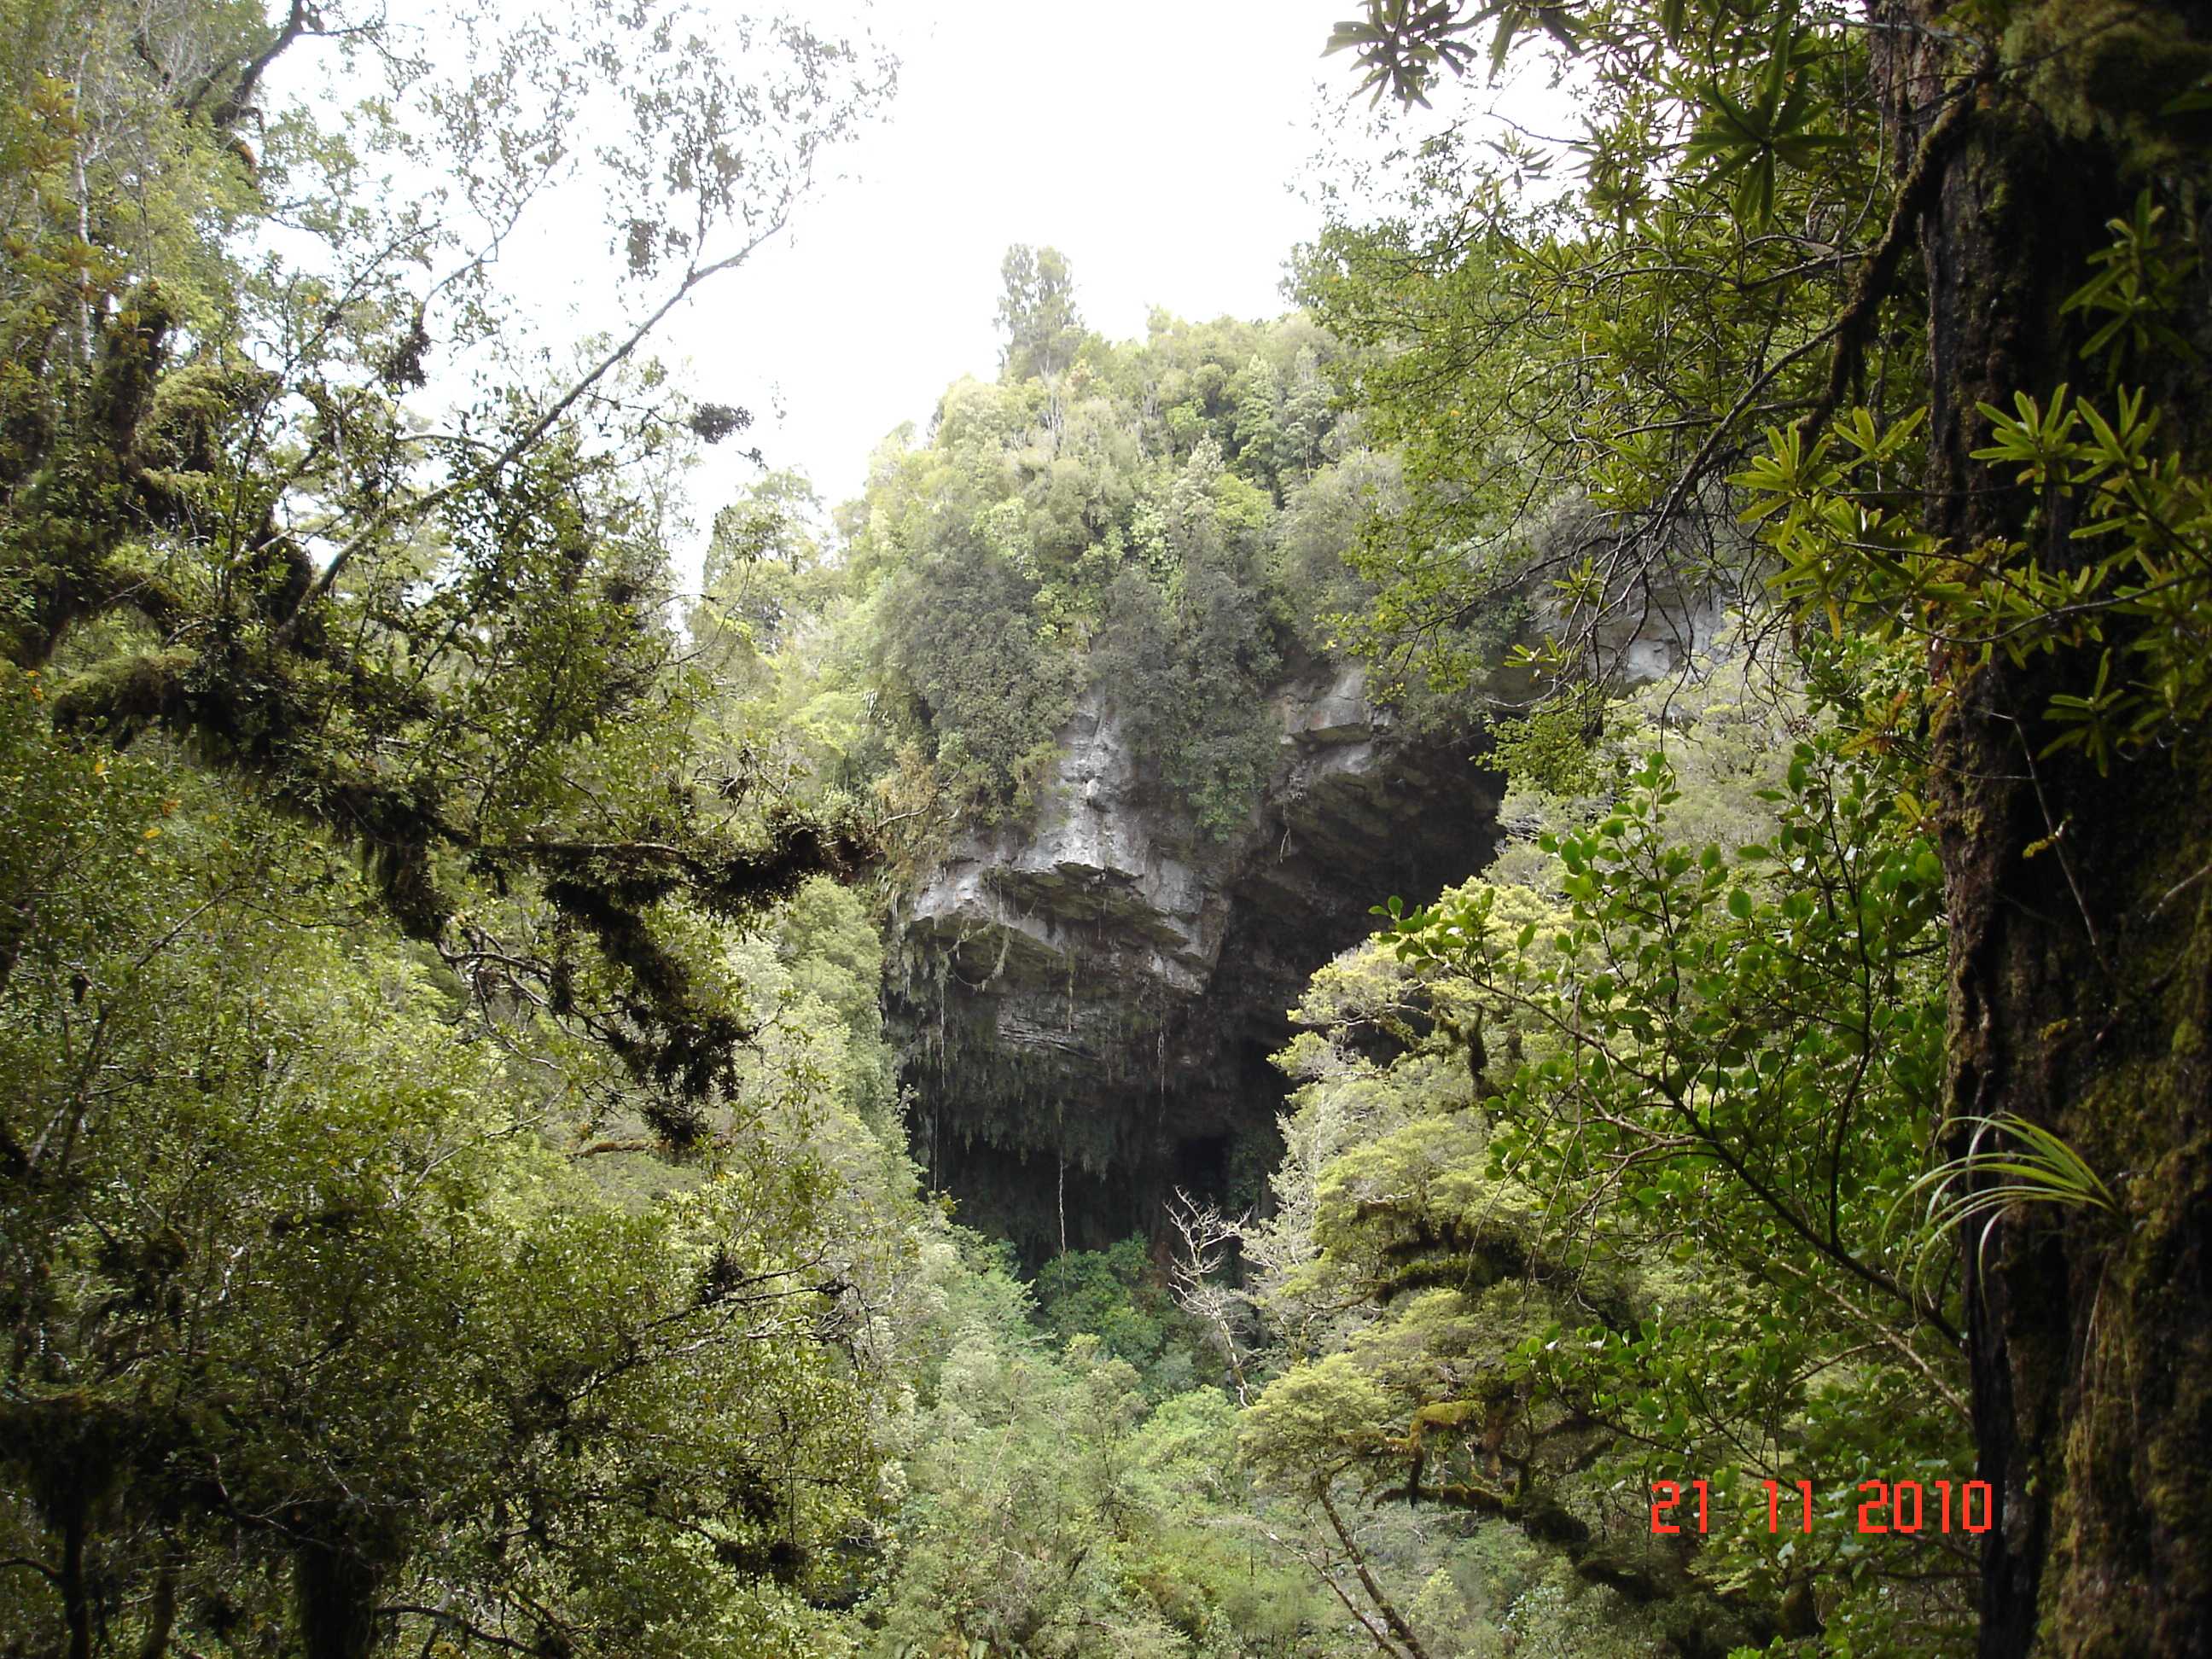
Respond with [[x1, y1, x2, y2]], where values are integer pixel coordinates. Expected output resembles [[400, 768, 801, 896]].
[[1173, 1132, 1229, 1198], [890, 705, 1505, 1263]]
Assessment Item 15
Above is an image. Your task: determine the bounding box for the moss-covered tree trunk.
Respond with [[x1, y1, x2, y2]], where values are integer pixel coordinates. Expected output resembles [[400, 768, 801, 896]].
[[1890, 2, 2212, 1650]]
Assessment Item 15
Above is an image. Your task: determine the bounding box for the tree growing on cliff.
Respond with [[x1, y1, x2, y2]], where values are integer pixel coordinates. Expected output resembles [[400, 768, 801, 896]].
[[835, 281, 1370, 844], [998, 242, 1087, 388], [1315, 1, 2212, 1650]]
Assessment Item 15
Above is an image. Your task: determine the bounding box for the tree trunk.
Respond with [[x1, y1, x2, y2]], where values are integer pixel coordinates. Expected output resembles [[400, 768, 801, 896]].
[[296, 1539, 385, 1659], [61, 1505, 90, 1659], [1889, 2, 2212, 1650]]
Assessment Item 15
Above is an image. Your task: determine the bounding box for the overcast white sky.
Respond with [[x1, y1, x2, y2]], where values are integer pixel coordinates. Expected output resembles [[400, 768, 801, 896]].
[[295, 1, 1512, 576], [661, 0, 1394, 517]]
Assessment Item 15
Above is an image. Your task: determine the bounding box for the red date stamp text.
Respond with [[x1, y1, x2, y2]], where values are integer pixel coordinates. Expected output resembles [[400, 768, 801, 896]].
[[1649, 1478, 1994, 1535]]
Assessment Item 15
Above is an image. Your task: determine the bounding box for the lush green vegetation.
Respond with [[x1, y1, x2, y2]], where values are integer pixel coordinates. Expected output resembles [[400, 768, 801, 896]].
[[1226, 666, 1974, 1653], [1273, 3, 2212, 1653], [8, 0, 2212, 1655], [818, 278, 1384, 841]]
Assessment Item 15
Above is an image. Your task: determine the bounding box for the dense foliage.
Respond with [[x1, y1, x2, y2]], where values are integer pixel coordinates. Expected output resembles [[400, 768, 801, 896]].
[[1282, 1, 2212, 1653], [0, 0, 916, 1649], [1208, 667, 1974, 1654], [10, 0, 2212, 1654], [0, 678, 889, 1653], [823, 265, 1387, 841]]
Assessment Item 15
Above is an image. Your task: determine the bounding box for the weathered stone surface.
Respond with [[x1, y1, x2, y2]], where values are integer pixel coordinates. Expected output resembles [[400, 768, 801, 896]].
[[889, 661, 1501, 1259]]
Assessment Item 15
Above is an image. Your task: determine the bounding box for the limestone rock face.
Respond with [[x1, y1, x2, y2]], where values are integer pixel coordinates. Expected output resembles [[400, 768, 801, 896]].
[[904, 693, 1214, 994], [889, 663, 1501, 1258]]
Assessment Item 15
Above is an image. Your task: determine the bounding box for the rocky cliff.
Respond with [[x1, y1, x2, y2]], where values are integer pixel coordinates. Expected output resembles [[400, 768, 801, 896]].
[[888, 664, 1504, 1259]]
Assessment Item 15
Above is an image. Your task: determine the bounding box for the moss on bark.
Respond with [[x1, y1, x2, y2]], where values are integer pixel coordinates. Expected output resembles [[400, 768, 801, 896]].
[[1901, 2, 2212, 1649]]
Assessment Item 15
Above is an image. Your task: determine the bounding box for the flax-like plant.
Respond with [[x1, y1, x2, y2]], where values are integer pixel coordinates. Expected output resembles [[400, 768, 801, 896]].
[[1901, 1114, 2118, 1295]]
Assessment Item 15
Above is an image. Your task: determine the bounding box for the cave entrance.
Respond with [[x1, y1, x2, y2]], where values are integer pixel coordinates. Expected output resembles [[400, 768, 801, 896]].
[[890, 709, 1505, 1264], [1173, 1133, 1229, 1198]]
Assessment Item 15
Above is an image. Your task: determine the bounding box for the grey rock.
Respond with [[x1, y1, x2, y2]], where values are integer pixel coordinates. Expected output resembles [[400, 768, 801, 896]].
[[889, 663, 1501, 1260]]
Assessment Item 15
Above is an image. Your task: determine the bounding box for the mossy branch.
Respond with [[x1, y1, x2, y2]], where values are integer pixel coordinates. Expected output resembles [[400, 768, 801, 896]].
[[1795, 75, 1982, 447]]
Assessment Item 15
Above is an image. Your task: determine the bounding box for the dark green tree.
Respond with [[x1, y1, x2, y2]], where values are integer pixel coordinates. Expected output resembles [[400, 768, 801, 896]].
[[1320, 1, 2212, 1649], [0, 0, 893, 1128]]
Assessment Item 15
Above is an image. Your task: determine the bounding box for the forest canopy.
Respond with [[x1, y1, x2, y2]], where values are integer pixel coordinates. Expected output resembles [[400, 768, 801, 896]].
[[7, 0, 2212, 1656]]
